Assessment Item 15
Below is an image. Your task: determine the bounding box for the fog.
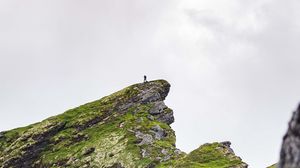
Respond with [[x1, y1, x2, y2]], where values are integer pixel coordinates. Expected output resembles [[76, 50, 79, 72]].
[[1, 0, 300, 167]]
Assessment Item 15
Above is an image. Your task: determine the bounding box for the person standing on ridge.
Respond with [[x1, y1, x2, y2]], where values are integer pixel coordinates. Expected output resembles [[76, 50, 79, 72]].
[[144, 75, 147, 83]]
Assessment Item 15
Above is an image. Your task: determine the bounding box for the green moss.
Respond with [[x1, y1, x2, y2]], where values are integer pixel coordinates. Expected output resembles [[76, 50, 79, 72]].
[[0, 128, 26, 151], [267, 164, 277, 168]]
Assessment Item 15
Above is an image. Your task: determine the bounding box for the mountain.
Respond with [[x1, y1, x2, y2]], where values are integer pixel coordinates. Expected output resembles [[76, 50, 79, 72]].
[[0, 80, 248, 168]]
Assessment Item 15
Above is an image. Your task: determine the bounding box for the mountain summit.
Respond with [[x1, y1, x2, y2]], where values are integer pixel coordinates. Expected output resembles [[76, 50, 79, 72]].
[[0, 80, 247, 168]]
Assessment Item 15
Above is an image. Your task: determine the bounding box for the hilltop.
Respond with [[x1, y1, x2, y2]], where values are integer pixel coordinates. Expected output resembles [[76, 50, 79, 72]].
[[0, 80, 247, 168]]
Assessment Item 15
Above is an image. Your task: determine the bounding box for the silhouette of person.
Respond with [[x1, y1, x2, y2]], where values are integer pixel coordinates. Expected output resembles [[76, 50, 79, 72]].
[[144, 75, 147, 83]]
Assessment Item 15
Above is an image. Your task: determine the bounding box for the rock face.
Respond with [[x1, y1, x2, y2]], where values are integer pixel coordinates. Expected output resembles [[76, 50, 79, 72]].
[[279, 105, 300, 168], [0, 80, 247, 168]]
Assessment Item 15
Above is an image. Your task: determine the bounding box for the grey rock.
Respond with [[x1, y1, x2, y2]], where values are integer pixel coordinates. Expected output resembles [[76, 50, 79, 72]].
[[161, 149, 168, 155], [135, 131, 154, 145], [66, 157, 76, 165], [141, 149, 150, 158], [119, 122, 125, 128], [221, 141, 231, 147], [238, 163, 249, 168], [220, 141, 234, 154], [174, 149, 184, 155], [147, 115, 154, 121], [82, 147, 95, 156], [118, 102, 134, 111], [115, 80, 170, 115], [150, 125, 167, 140], [146, 163, 156, 168], [279, 105, 300, 168], [0, 132, 4, 138], [136, 117, 143, 123], [157, 110, 174, 125], [155, 157, 162, 161], [161, 155, 171, 162], [82, 164, 89, 168], [107, 163, 124, 168], [135, 80, 170, 104], [149, 101, 167, 115], [140, 90, 162, 103]]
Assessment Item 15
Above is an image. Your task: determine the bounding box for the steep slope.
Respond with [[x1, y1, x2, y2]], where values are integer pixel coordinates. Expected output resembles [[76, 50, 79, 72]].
[[278, 104, 300, 168], [0, 80, 247, 168]]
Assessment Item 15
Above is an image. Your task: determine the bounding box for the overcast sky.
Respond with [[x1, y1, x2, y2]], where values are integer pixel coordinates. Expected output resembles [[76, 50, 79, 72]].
[[1, 0, 300, 167]]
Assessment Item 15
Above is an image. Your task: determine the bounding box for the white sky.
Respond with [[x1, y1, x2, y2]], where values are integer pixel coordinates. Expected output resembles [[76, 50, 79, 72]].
[[1, 0, 300, 167]]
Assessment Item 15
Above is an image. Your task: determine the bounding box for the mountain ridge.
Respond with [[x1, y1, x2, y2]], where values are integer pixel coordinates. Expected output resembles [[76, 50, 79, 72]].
[[0, 80, 247, 168]]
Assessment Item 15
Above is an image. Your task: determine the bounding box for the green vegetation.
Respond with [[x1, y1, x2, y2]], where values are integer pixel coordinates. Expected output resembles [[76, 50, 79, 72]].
[[158, 143, 246, 168], [267, 164, 277, 168]]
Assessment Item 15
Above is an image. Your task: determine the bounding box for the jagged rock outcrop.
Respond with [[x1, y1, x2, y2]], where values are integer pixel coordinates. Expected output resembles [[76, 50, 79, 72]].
[[162, 142, 248, 168], [279, 104, 300, 168], [0, 80, 247, 168]]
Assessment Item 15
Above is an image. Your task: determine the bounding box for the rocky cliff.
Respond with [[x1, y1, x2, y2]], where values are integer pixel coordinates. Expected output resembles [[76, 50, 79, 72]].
[[278, 104, 300, 168], [0, 80, 247, 168]]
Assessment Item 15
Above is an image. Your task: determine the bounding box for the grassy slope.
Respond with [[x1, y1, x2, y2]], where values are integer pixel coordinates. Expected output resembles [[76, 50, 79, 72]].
[[267, 164, 277, 168], [159, 143, 246, 168]]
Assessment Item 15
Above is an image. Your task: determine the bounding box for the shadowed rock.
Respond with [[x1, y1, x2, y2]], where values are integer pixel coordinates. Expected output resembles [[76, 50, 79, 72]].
[[150, 125, 167, 140], [279, 104, 300, 168]]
